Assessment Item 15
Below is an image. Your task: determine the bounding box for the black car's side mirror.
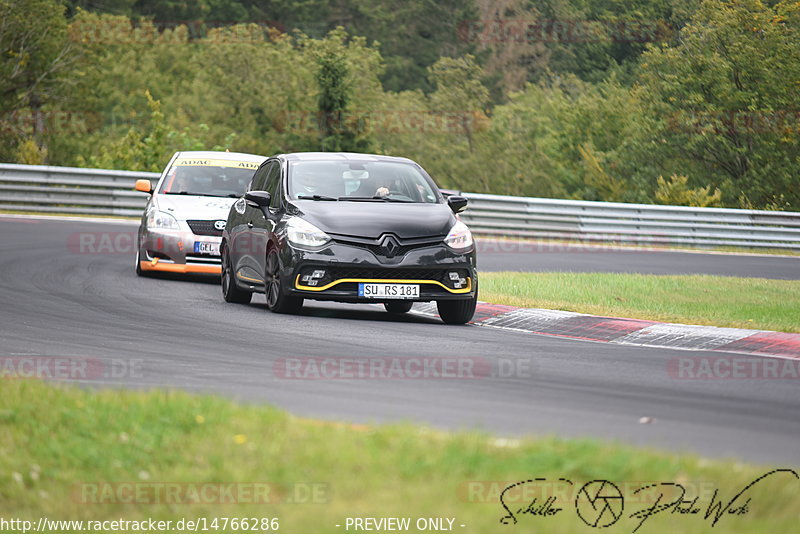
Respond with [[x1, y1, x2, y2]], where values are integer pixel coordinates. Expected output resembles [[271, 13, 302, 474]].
[[245, 190, 271, 207], [447, 195, 468, 214]]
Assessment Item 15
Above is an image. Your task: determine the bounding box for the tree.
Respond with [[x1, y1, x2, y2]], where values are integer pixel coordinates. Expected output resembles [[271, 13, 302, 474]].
[[428, 55, 489, 152], [0, 0, 77, 159], [311, 30, 373, 152], [639, 0, 800, 209]]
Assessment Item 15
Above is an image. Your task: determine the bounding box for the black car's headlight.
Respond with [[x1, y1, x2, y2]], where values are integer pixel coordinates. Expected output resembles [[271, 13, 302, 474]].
[[146, 209, 180, 230], [444, 220, 473, 252], [286, 217, 331, 248]]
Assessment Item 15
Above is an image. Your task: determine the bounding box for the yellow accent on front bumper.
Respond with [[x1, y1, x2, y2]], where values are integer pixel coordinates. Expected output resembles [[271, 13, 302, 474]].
[[236, 272, 263, 283], [295, 275, 472, 294]]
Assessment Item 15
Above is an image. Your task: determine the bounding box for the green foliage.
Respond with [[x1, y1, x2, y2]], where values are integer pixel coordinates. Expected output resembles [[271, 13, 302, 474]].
[[78, 91, 235, 171], [639, 0, 800, 208], [2, 1, 799, 210], [655, 174, 722, 207], [14, 138, 47, 165], [0, 0, 77, 160], [313, 31, 373, 152]]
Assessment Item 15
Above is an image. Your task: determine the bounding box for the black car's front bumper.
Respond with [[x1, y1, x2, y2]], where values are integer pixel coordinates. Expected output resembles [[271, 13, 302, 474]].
[[280, 239, 477, 303]]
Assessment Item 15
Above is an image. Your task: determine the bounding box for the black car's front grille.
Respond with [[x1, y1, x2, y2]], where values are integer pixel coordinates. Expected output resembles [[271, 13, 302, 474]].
[[186, 220, 223, 237], [332, 234, 443, 259], [326, 267, 450, 283]]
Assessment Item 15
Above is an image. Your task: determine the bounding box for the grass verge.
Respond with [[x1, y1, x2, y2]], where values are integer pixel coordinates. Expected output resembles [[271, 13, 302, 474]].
[[1, 380, 797, 533], [480, 272, 800, 333]]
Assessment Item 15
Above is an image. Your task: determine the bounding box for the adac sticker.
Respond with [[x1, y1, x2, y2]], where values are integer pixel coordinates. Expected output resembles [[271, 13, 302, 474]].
[[173, 158, 260, 170]]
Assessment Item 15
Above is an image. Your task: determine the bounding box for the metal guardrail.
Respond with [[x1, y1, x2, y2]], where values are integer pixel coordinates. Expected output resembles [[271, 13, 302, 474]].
[[1, 163, 799, 250], [460, 193, 800, 250], [0, 163, 157, 217]]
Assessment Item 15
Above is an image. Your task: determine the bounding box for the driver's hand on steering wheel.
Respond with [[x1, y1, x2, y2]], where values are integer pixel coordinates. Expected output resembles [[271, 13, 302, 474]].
[[375, 186, 390, 197]]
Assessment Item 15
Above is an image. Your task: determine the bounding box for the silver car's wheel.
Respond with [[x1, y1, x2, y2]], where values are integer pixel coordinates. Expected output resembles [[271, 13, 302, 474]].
[[135, 249, 147, 277]]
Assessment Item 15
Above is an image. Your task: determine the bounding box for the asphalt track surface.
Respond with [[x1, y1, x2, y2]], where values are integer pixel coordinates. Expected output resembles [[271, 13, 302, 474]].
[[1, 217, 798, 466]]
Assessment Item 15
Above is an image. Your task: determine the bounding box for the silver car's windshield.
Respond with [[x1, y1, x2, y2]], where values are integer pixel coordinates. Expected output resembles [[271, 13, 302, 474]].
[[159, 159, 259, 197], [288, 160, 440, 203]]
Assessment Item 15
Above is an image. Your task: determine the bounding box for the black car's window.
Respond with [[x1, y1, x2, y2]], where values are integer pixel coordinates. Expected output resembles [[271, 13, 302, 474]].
[[160, 158, 260, 197], [249, 161, 273, 192], [288, 160, 439, 203], [265, 162, 282, 209]]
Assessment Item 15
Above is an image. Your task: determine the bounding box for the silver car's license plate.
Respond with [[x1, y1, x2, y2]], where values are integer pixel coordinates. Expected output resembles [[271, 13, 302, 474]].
[[194, 241, 220, 255], [358, 283, 419, 299]]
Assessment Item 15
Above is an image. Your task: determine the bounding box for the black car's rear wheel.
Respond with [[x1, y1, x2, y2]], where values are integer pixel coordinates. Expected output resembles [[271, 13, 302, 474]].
[[221, 245, 252, 304], [265, 249, 303, 314], [384, 301, 413, 314], [437, 294, 477, 325]]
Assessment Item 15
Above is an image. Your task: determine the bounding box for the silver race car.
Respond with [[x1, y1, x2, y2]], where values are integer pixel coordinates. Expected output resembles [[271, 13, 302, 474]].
[[134, 150, 267, 275]]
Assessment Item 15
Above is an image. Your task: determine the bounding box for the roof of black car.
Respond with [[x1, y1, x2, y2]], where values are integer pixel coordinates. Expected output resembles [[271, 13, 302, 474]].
[[278, 152, 416, 164]]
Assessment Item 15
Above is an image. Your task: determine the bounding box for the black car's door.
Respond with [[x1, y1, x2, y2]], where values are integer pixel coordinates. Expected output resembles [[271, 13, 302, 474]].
[[232, 161, 273, 285], [252, 161, 283, 278]]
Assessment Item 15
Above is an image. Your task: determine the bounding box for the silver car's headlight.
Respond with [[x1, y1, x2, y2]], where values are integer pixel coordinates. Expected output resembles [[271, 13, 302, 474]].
[[444, 220, 473, 251], [147, 209, 180, 230], [286, 217, 331, 248]]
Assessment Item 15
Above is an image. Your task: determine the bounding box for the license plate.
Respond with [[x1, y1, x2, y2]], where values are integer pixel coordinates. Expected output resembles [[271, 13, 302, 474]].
[[193, 241, 220, 255], [359, 283, 419, 299]]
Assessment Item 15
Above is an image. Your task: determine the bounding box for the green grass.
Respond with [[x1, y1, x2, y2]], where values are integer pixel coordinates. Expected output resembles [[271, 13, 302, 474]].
[[479, 272, 800, 333], [1, 380, 798, 533]]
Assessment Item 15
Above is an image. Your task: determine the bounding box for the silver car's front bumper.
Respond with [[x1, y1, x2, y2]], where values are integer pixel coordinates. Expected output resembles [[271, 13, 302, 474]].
[[137, 226, 222, 274]]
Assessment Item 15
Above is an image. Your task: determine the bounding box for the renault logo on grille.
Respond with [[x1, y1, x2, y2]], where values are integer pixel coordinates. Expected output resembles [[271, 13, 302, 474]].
[[214, 220, 226, 231], [379, 235, 401, 258]]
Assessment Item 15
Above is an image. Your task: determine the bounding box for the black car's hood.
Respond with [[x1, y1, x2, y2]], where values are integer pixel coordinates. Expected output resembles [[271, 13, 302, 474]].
[[291, 200, 456, 239]]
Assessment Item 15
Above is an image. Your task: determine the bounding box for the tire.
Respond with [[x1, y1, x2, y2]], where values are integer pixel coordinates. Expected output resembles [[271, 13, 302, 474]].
[[135, 249, 148, 277], [264, 248, 303, 314], [384, 301, 413, 314], [437, 294, 477, 325], [221, 245, 252, 304]]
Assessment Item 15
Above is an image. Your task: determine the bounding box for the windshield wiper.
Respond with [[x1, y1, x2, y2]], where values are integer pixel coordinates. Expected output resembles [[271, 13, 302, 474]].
[[297, 195, 338, 201], [339, 196, 414, 203]]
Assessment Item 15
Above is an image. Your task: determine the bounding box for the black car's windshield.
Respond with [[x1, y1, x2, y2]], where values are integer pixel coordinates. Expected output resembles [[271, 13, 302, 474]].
[[158, 158, 259, 197], [288, 160, 440, 203]]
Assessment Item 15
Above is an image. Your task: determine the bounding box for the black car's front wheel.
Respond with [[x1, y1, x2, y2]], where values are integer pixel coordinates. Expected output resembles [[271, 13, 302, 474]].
[[437, 294, 477, 325], [384, 301, 413, 314], [265, 249, 303, 314], [221, 245, 252, 304]]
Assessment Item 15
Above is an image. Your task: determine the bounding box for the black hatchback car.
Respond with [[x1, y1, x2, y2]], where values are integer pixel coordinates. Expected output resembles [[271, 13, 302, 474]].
[[220, 152, 477, 324]]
